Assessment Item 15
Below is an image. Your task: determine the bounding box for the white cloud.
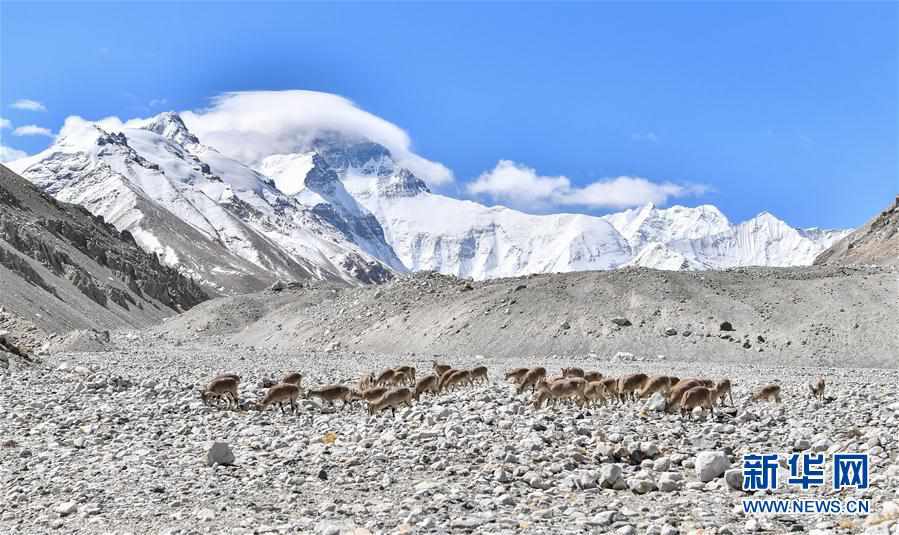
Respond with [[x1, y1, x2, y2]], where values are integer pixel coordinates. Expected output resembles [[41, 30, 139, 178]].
[[12, 125, 54, 137], [468, 160, 708, 211], [0, 117, 10, 129], [149, 98, 168, 108], [12, 99, 47, 112], [0, 145, 28, 162], [180, 90, 453, 185], [631, 131, 659, 143]]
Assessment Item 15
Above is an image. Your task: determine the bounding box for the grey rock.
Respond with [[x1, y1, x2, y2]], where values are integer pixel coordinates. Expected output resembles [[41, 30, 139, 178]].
[[695, 451, 730, 482], [205, 441, 235, 466]]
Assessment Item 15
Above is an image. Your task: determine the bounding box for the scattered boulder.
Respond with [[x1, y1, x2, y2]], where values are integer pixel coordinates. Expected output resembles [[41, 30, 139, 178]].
[[695, 451, 731, 482], [598, 464, 623, 488], [719, 321, 734, 332], [725, 468, 743, 490], [664, 328, 677, 336], [205, 441, 235, 466], [611, 317, 632, 327], [643, 392, 667, 412]]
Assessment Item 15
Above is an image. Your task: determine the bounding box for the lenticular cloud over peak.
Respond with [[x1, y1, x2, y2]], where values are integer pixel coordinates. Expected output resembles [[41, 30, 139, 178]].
[[180, 90, 453, 186]]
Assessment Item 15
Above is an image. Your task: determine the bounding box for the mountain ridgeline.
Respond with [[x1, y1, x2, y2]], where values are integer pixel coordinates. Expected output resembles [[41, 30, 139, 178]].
[[0, 164, 207, 335], [8, 112, 855, 293]]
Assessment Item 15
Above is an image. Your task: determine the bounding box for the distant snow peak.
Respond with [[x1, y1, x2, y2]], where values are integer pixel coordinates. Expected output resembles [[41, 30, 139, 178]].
[[8, 110, 853, 286], [141, 112, 199, 146]]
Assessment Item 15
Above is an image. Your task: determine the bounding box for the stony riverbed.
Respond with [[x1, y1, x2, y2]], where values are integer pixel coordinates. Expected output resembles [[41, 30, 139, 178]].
[[1, 342, 898, 534]]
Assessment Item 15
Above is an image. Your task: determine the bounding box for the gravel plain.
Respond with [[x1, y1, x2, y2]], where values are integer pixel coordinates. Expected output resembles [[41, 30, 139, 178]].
[[2, 337, 898, 535]]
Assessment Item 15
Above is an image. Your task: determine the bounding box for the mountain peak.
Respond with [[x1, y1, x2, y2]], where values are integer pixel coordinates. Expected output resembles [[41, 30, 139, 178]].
[[304, 154, 341, 194], [142, 112, 199, 146], [377, 169, 430, 198]]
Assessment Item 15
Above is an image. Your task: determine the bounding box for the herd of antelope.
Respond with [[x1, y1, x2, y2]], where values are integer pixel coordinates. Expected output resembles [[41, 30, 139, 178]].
[[200, 362, 827, 419]]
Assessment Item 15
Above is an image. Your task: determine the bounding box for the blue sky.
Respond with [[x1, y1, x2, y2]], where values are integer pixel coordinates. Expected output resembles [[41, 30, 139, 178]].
[[1, 2, 896, 228]]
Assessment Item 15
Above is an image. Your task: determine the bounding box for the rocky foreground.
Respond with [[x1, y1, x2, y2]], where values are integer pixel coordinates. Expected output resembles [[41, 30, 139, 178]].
[[1, 342, 898, 535]]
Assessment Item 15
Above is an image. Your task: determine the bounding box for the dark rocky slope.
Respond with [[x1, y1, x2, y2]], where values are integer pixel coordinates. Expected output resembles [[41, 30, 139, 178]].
[[0, 164, 208, 344]]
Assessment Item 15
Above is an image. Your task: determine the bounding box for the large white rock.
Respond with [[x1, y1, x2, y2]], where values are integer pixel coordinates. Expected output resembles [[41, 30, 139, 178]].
[[695, 451, 731, 482]]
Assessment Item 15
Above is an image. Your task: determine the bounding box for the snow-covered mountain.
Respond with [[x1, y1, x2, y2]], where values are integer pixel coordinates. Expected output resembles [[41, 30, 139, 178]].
[[7, 112, 852, 287], [258, 136, 850, 278], [8, 113, 398, 292]]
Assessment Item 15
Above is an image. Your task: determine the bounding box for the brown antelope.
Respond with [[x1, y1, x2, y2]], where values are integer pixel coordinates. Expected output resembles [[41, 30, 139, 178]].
[[583, 381, 608, 407], [432, 361, 452, 376], [516, 367, 547, 394], [751, 384, 782, 403], [375, 368, 397, 387], [352, 386, 388, 404], [714, 378, 734, 406], [255, 383, 301, 414], [214, 373, 241, 382], [600, 377, 619, 402], [437, 368, 460, 390], [470, 366, 489, 384], [533, 377, 588, 409], [673, 377, 714, 389], [441, 370, 472, 392], [358, 372, 376, 390], [809, 377, 825, 400], [505, 368, 529, 383], [388, 370, 410, 387], [395, 366, 416, 385], [584, 371, 603, 382], [306, 384, 354, 409], [281, 372, 303, 386], [368, 387, 414, 416], [617, 373, 649, 402], [561, 367, 585, 378], [639, 375, 678, 398], [679, 386, 717, 419], [667, 379, 704, 411], [414, 374, 439, 400], [201, 376, 240, 408]]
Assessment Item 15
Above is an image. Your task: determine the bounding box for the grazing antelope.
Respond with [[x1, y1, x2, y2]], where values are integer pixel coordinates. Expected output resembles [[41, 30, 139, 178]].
[[516, 367, 547, 395], [437, 368, 460, 391], [214, 373, 241, 382], [470, 366, 489, 384], [583, 381, 608, 408], [395, 366, 416, 385], [561, 367, 585, 378], [388, 370, 410, 387], [679, 386, 717, 419], [639, 375, 678, 398], [368, 387, 414, 416], [255, 383, 301, 414], [673, 377, 714, 389], [714, 378, 734, 406], [201, 376, 239, 409], [306, 384, 354, 410], [533, 377, 588, 409], [441, 370, 472, 392], [617, 373, 649, 402], [809, 377, 825, 400], [432, 361, 451, 376], [600, 376, 618, 394], [281, 372, 303, 386], [414, 374, 439, 400], [667, 379, 705, 411], [353, 386, 389, 404], [375, 368, 397, 387], [505, 368, 529, 383], [751, 384, 782, 403], [358, 372, 376, 390], [584, 371, 603, 383]]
